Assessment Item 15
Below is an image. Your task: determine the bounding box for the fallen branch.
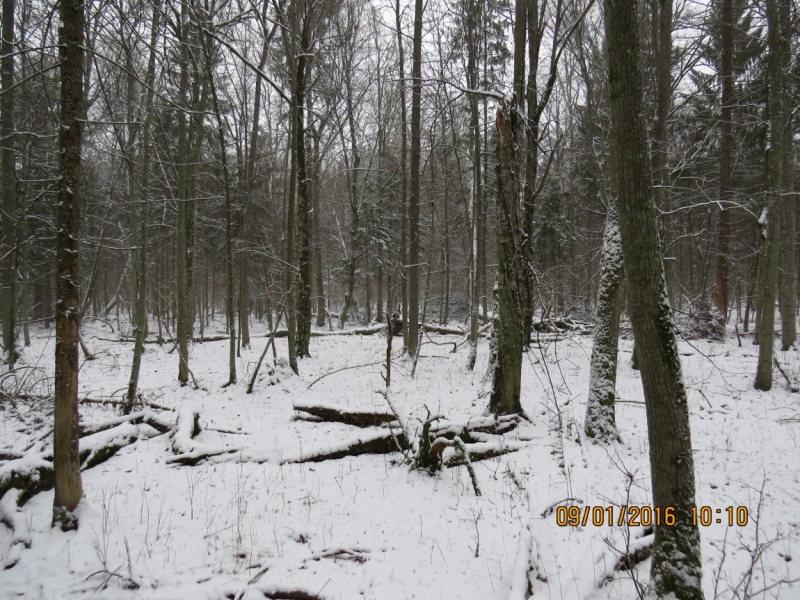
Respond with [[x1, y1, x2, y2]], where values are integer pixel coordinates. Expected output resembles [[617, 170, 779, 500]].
[[306, 362, 385, 389], [307, 547, 370, 563], [773, 356, 798, 392]]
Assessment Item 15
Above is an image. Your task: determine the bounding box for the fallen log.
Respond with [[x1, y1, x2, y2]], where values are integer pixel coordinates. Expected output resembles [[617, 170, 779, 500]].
[[285, 430, 406, 464], [166, 406, 240, 466], [443, 440, 528, 467], [428, 414, 520, 443], [421, 324, 465, 336], [0, 453, 54, 505], [0, 489, 31, 568], [292, 401, 396, 428], [79, 409, 172, 437], [79, 397, 173, 412], [79, 421, 163, 469]]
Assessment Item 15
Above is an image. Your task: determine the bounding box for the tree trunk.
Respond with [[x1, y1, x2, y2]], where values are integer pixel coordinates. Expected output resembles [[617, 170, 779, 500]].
[[407, 0, 423, 357], [778, 0, 795, 350], [1, 0, 16, 366], [652, 0, 675, 307], [584, 201, 624, 442], [466, 0, 481, 371], [295, 25, 312, 357], [125, 1, 160, 413], [201, 17, 236, 386], [603, 0, 703, 595], [488, 104, 524, 417], [53, 0, 84, 531], [711, 0, 732, 332], [755, 0, 784, 389], [394, 0, 409, 349]]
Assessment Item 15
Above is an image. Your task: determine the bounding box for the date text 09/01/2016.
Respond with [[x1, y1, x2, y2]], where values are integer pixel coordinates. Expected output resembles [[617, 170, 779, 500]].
[[555, 505, 749, 527]]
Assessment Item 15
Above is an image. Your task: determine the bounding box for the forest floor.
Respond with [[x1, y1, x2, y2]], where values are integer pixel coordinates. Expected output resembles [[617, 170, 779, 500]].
[[1, 317, 799, 599]]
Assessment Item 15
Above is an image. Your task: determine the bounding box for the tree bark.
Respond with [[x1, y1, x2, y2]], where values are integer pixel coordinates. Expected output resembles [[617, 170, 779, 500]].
[[53, 0, 85, 531], [755, 0, 784, 390], [603, 0, 703, 595], [488, 104, 524, 417]]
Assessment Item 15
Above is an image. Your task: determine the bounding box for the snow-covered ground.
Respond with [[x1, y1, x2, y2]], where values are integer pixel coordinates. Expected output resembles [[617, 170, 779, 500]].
[[1, 318, 799, 599]]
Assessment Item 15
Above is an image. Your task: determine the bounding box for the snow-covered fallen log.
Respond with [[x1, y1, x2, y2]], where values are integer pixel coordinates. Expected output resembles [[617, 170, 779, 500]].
[[428, 414, 521, 442], [166, 406, 240, 466], [285, 430, 403, 463], [292, 401, 396, 427], [0, 452, 54, 504], [442, 440, 529, 467], [0, 489, 31, 569], [79, 421, 162, 469]]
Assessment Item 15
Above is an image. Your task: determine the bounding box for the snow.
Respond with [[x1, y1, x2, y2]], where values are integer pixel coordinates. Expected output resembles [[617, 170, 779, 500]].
[[0, 318, 799, 599]]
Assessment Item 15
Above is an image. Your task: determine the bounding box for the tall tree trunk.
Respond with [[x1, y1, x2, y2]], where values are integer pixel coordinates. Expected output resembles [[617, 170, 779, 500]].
[[295, 26, 312, 357], [585, 201, 624, 441], [603, 0, 703, 595], [394, 0, 409, 348], [778, 0, 795, 350], [339, 35, 361, 330], [407, 0, 423, 357], [755, 0, 784, 389], [489, 104, 524, 416], [201, 17, 236, 386], [466, 0, 481, 371], [53, 0, 84, 531], [125, 1, 160, 412], [711, 0, 732, 332], [176, 0, 191, 385], [652, 0, 674, 305], [1, 0, 16, 366]]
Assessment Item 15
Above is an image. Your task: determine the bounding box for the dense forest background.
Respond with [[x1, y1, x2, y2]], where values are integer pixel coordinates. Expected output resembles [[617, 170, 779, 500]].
[[1, 0, 794, 374]]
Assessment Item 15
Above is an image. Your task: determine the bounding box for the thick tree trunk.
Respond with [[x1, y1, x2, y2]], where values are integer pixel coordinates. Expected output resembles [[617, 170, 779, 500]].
[[584, 201, 624, 442], [603, 0, 703, 595], [755, 0, 784, 389], [125, 2, 160, 413], [407, 0, 423, 357], [778, 0, 795, 350], [53, 0, 85, 531], [488, 104, 524, 417], [1, 0, 16, 366]]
